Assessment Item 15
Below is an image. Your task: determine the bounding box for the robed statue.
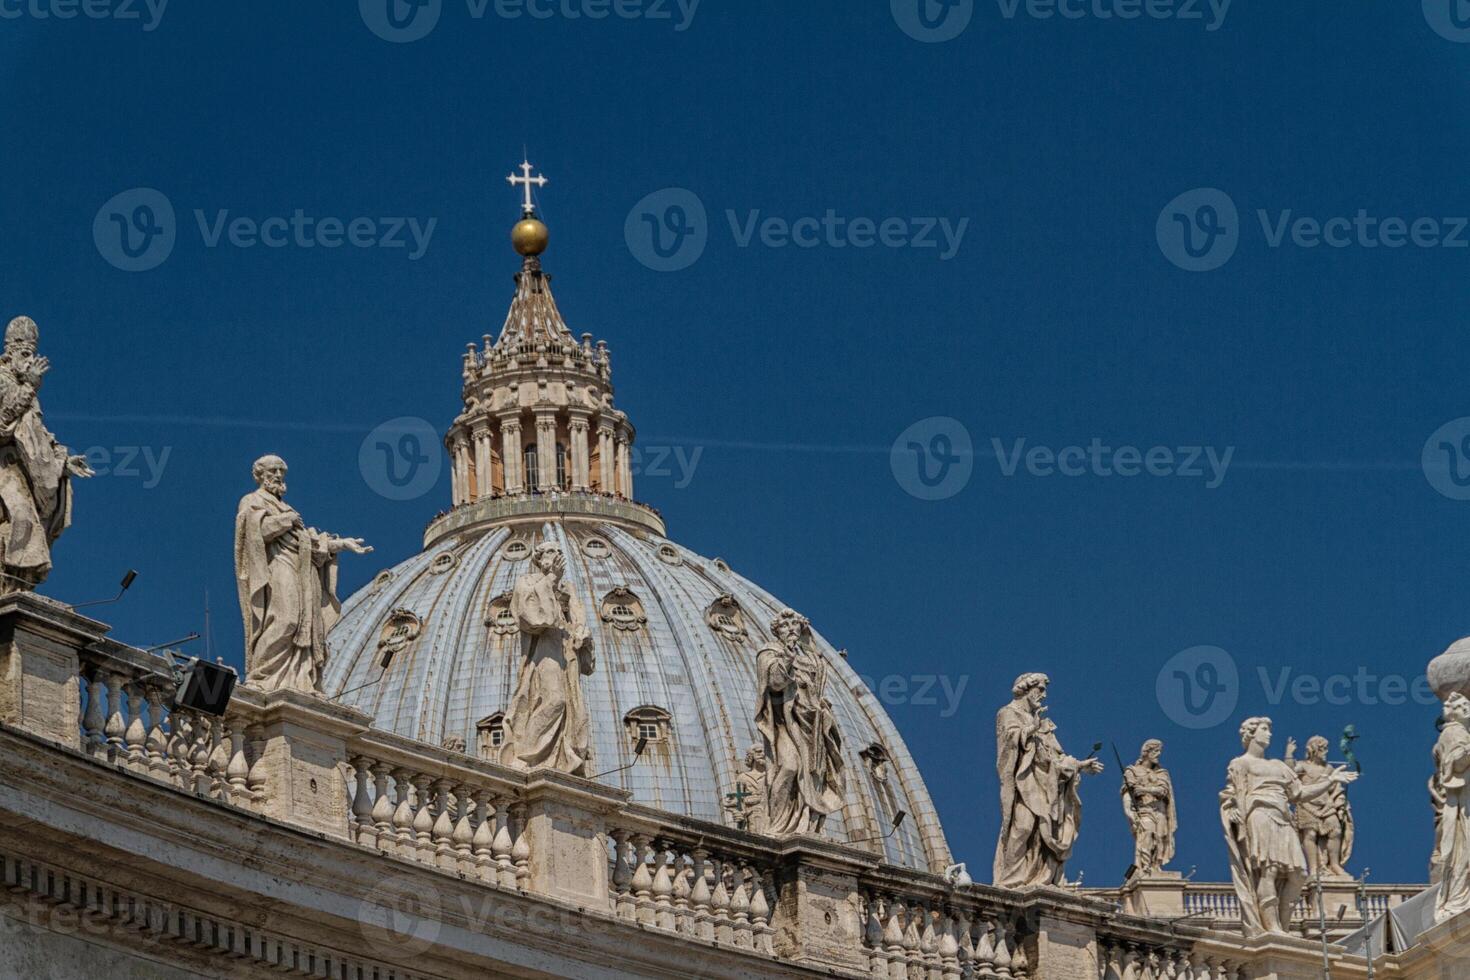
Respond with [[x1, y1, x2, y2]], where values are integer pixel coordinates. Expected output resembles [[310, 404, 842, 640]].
[[1122, 739, 1177, 876], [235, 455, 371, 695], [994, 672, 1104, 889], [1432, 693, 1470, 923], [755, 609, 846, 836], [1220, 717, 1358, 937], [0, 316, 93, 593], [500, 537, 595, 776], [1285, 734, 1355, 878]]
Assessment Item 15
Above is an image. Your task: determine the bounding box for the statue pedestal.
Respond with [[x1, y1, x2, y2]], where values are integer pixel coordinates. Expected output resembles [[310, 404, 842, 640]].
[[0, 591, 110, 748], [1120, 870, 1186, 918], [520, 770, 627, 909], [246, 687, 373, 839]]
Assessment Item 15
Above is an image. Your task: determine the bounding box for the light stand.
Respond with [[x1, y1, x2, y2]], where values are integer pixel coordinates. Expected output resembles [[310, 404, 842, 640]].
[[69, 569, 138, 611], [592, 736, 649, 780], [850, 810, 907, 845]]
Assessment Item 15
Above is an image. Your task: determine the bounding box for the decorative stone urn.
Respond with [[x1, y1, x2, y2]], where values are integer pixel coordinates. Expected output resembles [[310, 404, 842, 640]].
[[1428, 636, 1470, 701]]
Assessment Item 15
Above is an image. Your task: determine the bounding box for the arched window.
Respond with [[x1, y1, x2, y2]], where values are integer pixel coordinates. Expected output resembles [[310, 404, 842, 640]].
[[600, 587, 648, 632], [485, 592, 518, 635], [376, 609, 423, 668], [555, 443, 568, 489], [705, 594, 748, 639], [523, 445, 538, 489]]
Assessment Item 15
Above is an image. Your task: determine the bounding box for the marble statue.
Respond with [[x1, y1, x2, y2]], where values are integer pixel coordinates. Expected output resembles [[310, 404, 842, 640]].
[[0, 316, 93, 593], [1122, 739, 1177, 876], [1285, 735, 1355, 878], [724, 744, 768, 833], [755, 609, 846, 836], [234, 455, 371, 695], [1220, 717, 1359, 937], [500, 537, 595, 776], [993, 672, 1104, 889], [1431, 692, 1470, 923]]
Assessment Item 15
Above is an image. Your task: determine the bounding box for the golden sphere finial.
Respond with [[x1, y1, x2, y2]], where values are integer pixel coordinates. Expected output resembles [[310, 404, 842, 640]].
[[512, 217, 549, 257]]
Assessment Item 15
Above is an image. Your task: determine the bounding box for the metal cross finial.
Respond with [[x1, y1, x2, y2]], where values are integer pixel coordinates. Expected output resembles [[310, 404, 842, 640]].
[[507, 160, 548, 216]]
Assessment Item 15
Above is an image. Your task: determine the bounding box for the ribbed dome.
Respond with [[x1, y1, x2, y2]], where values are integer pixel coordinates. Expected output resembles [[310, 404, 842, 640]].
[[323, 516, 953, 872]]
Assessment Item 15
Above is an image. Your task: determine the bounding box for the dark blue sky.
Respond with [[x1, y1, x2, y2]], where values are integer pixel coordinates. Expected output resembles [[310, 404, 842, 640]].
[[4, 1, 1468, 888]]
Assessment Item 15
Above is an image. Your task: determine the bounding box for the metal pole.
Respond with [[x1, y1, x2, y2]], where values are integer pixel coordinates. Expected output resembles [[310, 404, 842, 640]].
[[1314, 869, 1333, 980], [1356, 873, 1374, 980]]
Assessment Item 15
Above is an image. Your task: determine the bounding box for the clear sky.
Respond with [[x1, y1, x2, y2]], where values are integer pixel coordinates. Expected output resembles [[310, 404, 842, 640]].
[[3, 0, 1469, 889]]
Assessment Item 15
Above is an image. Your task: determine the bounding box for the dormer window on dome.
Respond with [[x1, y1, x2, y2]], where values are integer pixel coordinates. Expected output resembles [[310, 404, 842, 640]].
[[601, 587, 648, 632], [502, 539, 530, 561], [706, 594, 748, 639], [485, 592, 518, 635], [476, 713, 506, 759], [624, 705, 671, 746], [376, 609, 423, 667]]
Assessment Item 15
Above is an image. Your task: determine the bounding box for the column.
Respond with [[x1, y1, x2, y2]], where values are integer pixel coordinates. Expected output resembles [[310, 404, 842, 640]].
[[535, 411, 557, 492], [615, 431, 632, 498], [568, 412, 591, 492], [473, 423, 491, 500], [501, 417, 524, 495], [598, 421, 616, 493]]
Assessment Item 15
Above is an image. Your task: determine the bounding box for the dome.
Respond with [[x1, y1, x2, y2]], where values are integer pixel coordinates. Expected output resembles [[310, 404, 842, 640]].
[[324, 511, 952, 872], [324, 174, 952, 872]]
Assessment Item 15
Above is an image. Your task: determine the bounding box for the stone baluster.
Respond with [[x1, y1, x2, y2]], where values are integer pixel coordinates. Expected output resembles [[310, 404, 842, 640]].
[[631, 835, 655, 926], [690, 847, 714, 941], [749, 867, 773, 955], [245, 723, 266, 799], [81, 668, 106, 755], [863, 891, 885, 974], [431, 778, 457, 870], [510, 802, 531, 886], [207, 716, 232, 797], [369, 763, 395, 849], [992, 918, 1015, 980], [728, 864, 751, 948], [651, 842, 676, 931], [451, 783, 475, 873], [469, 788, 495, 882], [1007, 923, 1029, 980], [166, 710, 191, 786], [390, 768, 416, 857], [411, 773, 436, 863], [225, 719, 250, 799], [189, 715, 213, 795], [102, 670, 126, 762], [919, 903, 939, 980], [938, 908, 960, 980], [144, 686, 170, 779], [884, 896, 907, 980], [491, 795, 517, 887], [710, 857, 733, 945], [1099, 939, 1124, 980], [610, 830, 635, 919], [349, 756, 374, 844], [954, 909, 976, 980], [902, 901, 924, 978], [671, 848, 693, 935], [123, 679, 148, 769]]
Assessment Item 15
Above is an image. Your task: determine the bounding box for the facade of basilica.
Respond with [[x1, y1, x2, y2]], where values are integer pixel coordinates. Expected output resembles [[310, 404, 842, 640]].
[[1, 171, 1468, 979]]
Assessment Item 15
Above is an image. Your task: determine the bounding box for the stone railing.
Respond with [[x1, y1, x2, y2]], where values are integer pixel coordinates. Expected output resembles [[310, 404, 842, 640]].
[[77, 637, 267, 811], [607, 804, 779, 954], [424, 489, 665, 545], [1, 590, 1439, 979], [343, 729, 531, 889]]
